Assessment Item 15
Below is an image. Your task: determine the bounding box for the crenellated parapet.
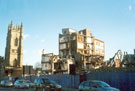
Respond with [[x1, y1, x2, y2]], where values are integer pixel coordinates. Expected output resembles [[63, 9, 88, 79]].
[[8, 21, 23, 33]]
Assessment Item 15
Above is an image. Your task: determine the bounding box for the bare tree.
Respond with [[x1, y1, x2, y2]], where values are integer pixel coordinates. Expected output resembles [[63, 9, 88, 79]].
[[34, 61, 41, 69], [0, 56, 4, 65]]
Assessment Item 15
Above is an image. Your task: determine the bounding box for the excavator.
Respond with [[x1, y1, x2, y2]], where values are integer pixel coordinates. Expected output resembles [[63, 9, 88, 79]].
[[107, 50, 123, 67], [107, 50, 135, 67]]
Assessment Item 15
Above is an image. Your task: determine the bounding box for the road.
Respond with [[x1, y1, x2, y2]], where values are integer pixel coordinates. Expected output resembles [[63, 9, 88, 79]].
[[0, 87, 78, 91]]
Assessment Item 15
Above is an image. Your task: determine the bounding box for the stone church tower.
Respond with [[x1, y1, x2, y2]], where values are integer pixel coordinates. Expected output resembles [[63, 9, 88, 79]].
[[5, 21, 23, 68]]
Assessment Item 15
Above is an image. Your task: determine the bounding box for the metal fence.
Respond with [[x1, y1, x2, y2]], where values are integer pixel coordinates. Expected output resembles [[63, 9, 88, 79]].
[[39, 71, 135, 91], [86, 71, 135, 91]]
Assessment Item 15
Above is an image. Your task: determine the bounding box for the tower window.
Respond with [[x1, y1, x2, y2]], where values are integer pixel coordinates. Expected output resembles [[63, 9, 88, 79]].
[[12, 49, 17, 53], [15, 38, 18, 46], [13, 58, 17, 67]]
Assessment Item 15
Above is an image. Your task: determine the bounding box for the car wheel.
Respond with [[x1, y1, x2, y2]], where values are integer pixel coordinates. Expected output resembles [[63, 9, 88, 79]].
[[79, 90, 83, 91]]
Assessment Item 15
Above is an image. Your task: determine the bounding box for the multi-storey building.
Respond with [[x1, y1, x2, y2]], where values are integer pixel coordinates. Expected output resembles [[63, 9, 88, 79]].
[[41, 28, 105, 74], [59, 28, 105, 71], [4, 21, 23, 76]]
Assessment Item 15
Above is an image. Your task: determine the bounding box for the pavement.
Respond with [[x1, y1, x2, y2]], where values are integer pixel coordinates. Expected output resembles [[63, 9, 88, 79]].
[[0, 87, 78, 91]]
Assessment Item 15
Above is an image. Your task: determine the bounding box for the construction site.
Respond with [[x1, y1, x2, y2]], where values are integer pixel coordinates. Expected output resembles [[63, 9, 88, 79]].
[[41, 28, 135, 75], [41, 28, 105, 74]]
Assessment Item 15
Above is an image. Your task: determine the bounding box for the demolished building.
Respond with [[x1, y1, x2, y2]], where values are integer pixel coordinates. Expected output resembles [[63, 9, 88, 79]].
[[41, 28, 105, 74], [41, 52, 74, 74], [59, 28, 105, 73]]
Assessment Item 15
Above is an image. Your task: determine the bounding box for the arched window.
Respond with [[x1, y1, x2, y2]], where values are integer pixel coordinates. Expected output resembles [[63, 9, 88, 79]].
[[15, 38, 18, 46]]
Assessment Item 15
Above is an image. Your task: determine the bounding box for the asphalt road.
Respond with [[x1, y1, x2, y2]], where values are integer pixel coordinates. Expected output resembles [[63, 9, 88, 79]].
[[0, 87, 78, 91]]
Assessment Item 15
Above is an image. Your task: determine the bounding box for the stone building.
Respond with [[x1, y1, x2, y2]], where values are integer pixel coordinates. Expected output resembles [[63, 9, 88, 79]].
[[59, 28, 105, 72], [4, 21, 23, 76]]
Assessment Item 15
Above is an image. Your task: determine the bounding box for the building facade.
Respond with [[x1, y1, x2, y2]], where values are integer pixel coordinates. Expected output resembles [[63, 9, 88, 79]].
[[23, 65, 34, 76], [4, 21, 23, 76], [41, 28, 105, 74], [59, 28, 105, 72]]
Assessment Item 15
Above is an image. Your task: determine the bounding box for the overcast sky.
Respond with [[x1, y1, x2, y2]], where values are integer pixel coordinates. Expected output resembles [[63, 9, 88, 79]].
[[0, 0, 135, 66]]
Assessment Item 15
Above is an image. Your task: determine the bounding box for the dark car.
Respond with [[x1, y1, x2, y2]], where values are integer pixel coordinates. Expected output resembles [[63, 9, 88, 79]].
[[79, 80, 120, 91], [34, 77, 62, 90]]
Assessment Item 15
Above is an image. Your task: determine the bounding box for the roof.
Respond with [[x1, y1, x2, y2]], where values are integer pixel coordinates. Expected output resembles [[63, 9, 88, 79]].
[[82, 80, 104, 83]]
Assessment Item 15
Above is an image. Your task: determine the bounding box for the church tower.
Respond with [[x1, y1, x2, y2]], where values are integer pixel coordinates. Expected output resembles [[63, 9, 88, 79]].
[[5, 21, 23, 68]]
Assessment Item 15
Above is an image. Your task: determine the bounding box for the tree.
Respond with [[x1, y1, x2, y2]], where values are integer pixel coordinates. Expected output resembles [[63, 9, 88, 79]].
[[0, 56, 5, 80], [0, 56, 4, 65], [0, 56, 4, 61], [34, 61, 41, 69]]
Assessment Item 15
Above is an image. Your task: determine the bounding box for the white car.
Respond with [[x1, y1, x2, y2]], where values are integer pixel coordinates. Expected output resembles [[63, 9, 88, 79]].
[[14, 79, 34, 88]]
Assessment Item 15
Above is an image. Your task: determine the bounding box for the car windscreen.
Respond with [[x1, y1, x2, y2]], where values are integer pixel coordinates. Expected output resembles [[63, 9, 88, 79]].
[[42, 79, 50, 84], [25, 80, 31, 83], [97, 82, 110, 87], [49, 80, 59, 85], [19, 80, 24, 83]]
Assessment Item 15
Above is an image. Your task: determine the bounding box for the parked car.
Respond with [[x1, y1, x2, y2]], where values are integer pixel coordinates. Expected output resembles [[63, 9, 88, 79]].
[[34, 77, 49, 87], [14, 79, 34, 88], [34, 77, 62, 90], [0, 80, 13, 87], [79, 80, 120, 91]]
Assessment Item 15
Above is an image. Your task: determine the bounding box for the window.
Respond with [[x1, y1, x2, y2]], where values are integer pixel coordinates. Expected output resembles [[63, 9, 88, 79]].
[[13, 59, 17, 67], [96, 41, 100, 46], [45, 64, 48, 68], [12, 49, 17, 53], [15, 38, 18, 46]]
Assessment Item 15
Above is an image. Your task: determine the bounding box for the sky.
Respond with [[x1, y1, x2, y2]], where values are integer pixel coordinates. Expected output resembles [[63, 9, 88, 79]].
[[0, 0, 135, 66]]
